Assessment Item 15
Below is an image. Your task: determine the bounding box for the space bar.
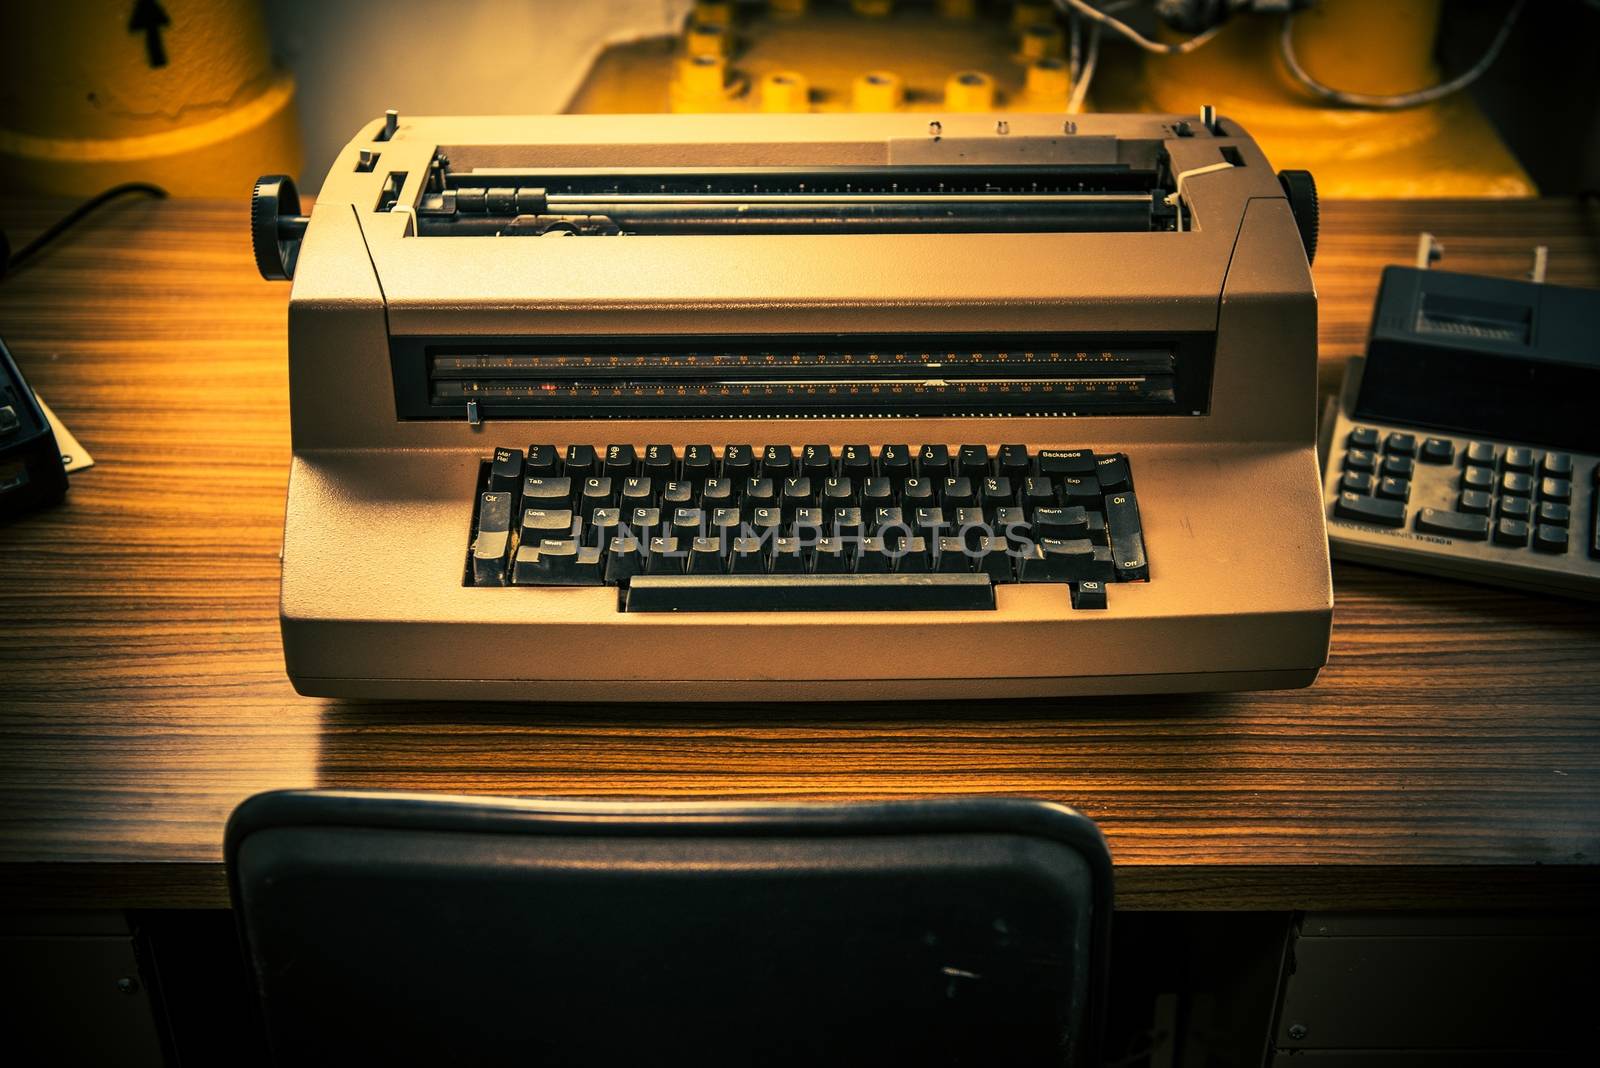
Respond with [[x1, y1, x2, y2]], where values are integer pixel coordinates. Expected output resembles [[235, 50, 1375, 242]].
[[624, 574, 995, 612]]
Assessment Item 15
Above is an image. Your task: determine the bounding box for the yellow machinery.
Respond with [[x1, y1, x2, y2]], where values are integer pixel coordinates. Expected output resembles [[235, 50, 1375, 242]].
[[0, 0, 300, 196], [567, 0, 1533, 198]]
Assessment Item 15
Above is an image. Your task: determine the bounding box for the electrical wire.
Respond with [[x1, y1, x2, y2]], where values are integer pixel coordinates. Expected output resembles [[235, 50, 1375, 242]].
[[1067, 23, 1104, 114], [1053, 0, 1225, 55], [0, 183, 168, 278], [1279, 0, 1527, 110]]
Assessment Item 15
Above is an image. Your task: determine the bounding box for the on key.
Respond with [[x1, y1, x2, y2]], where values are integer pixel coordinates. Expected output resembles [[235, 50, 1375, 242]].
[[1103, 491, 1149, 580]]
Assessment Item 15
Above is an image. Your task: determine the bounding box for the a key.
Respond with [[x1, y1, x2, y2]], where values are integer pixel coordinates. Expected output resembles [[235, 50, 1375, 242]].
[[1503, 447, 1534, 473], [878, 444, 913, 482], [1420, 438, 1454, 464], [919, 444, 952, 479], [821, 476, 855, 507], [1459, 490, 1492, 515], [526, 444, 559, 477], [936, 536, 971, 573], [624, 574, 995, 612], [791, 506, 824, 536], [722, 444, 755, 480], [1384, 432, 1416, 456], [1060, 477, 1100, 508], [831, 507, 865, 542], [1498, 497, 1531, 521], [1590, 462, 1600, 559], [1465, 441, 1497, 467], [1104, 491, 1149, 580], [857, 536, 894, 574], [1344, 449, 1376, 473], [981, 476, 1013, 510], [802, 444, 833, 477], [761, 444, 794, 481], [646, 536, 684, 574], [472, 491, 514, 585], [489, 446, 523, 494], [813, 537, 849, 573], [586, 508, 620, 547], [1095, 454, 1131, 492], [1072, 579, 1108, 610], [992, 507, 1027, 546], [620, 477, 653, 508], [952, 507, 987, 539], [521, 507, 579, 541], [1021, 538, 1113, 583], [1493, 518, 1529, 547], [729, 535, 766, 574], [1381, 455, 1414, 480], [841, 445, 873, 477], [579, 476, 613, 517], [688, 536, 725, 574], [942, 477, 976, 508], [1533, 523, 1568, 553], [1346, 427, 1379, 450], [1037, 449, 1095, 477], [1085, 512, 1107, 546], [671, 507, 704, 539], [683, 444, 715, 482], [513, 538, 603, 586], [1542, 452, 1573, 479], [914, 507, 948, 542], [700, 476, 735, 510], [750, 505, 784, 541], [1540, 478, 1572, 503], [643, 444, 678, 481], [661, 480, 693, 507], [899, 476, 934, 505], [1377, 477, 1409, 501], [1334, 492, 1405, 528], [604, 444, 637, 477], [861, 477, 893, 506], [1415, 509, 1489, 541], [605, 536, 644, 584], [772, 537, 806, 573], [564, 445, 598, 478], [872, 506, 908, 544], [709, 507, 742, 541], [974, 535, 1013, 583], [1500, 472, 1533, 498], [1538, 501, 1570, 526], [743, 477, 777, 512], [629, 507, 662, 536], [1462, 466, 1494, 492], [1036, 505, 1089, 540], [781, 476, 814, 514], [897, 536, 933, 572], [958, 445, 990, 477], [1341, 471, 1374, 495], [997, 445, 1030, 478], [523, 476, 573, 507]]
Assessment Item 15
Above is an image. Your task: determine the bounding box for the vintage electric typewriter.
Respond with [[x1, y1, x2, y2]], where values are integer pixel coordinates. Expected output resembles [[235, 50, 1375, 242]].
[[251, 110, 1332, 701]]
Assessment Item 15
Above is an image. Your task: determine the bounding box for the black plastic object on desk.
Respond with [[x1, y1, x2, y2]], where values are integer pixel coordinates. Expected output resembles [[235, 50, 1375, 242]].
[[0, 339, 68, 520]]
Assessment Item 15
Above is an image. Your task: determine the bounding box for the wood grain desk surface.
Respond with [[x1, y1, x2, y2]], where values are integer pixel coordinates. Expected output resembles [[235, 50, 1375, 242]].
[[1, 196, 1597, 912]]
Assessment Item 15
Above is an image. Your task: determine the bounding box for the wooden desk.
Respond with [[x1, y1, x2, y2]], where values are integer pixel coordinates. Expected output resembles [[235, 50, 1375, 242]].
[[1, 197, 1597, 913]]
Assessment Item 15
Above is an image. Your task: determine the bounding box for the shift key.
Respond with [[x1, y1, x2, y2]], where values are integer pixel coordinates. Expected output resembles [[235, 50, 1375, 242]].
[[1104, 490, 1149, 580]]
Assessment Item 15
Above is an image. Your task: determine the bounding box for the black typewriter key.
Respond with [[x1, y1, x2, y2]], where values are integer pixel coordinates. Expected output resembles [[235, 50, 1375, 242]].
[[872, 506, 907, 544], [1380, 454, 1414, 480], [772, 537, 806, 573], [671, 507, 703, 538], [1465, 441, 1497, 468], [914, 507, 947, 542], [1498, 497, 1531, 522], [897, 536, 933, 572], [605, 536, 644, 585], [729, 536, 766, 574], [861, 476, 893, 505], [564, 445, 598, 478], [814, 537, 849, 573], [1334, 491, 1405, 527], [761, 444, 794, 480], [1416, 509, 1489, 541], [1376, 477, 1409, 501], [700, 476, 734, 509], [822, 476, 855, 507], [750, 506, 784, 540], [831, 507, 865, 542], [841, 444, 873, 476], [521, 507, 579, 540], [1538, 501, 1570, 526], [975, 535, 1013, 582], [1502, 447, 1535, 473], [900, 476, 934, 505], [1022, 476, 1056, 510], [621, 477, 653, 507], [472, 492, 514, 585], [1036, 505, 1089, 540], [919, 444, 952, 479], [1037, 449, 1095, 477], [958, 445, 989, 477], [942, 477, 976, 508], [857, 537, 894, 573], [1344, 449, 1376, 473], [1072, 579, 1108, 610], [791, 506, 823, 536], [993, 506, 1027, 537], [1346, 426, 1379, 450], [523, 476, 573, 505], [781, 476, 814, 514], [603, 444, 637, 477], [1095, 454, 1131, 492], [1539, 477, 1572, 503], [688, 536, 725, 574], [1341, 471, 1374, 495], [526, 444, 559, 477], [579, 476, 614, 517], [952, 507, 986, 536], [722, 444, 755, 479], [980, 476, 1013, 510], [743, 477, 777, 511], [1085, 511, 1107, 546], [1383, 432, 1416, 456], [1494, 518, 1530, 548], [1060, 477, 1101, 507], [646, 536, 684, 574], [1459, 489, 1492, 515], [520, 539, 603, 586], [643, 444, 677, 480], [1461, 466, 1494, 492], [709, 507, 741, 540], [629, 507, 662, 536], [1542, 452, 1573, 479], [878, 444, 912, 481], [1533, 524, 1568, 553], [661, 480, 693, 507], [936, 536, 970, 573], [489, 447, 523, 494], [802, 444, 833, 477], [1104, 491, 1149, 580], [587, 508, 620, 547], [1022, 538, 1104, 583], [682, 444, 714, 482], [998, 444, 1030, 478], [1499, 472, 1533, 498], [1420, 438, 1454, 464]]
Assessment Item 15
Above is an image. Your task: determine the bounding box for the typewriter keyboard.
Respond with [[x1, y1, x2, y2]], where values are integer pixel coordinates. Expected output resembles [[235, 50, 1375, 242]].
[[467, 444, 1149, 611]]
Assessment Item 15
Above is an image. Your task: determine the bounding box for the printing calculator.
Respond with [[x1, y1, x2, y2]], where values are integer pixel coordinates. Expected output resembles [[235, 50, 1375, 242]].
[[1321, 246, 1600, 599]]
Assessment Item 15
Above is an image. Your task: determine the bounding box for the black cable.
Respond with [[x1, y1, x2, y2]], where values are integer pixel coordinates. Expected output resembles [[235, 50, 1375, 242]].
[[0, 182, 168, 278]]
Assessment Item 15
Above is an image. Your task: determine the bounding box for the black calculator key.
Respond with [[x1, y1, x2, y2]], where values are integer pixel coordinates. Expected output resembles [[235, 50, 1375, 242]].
[[1072, 579, 1108, 610], [1095, 454, 1131, 492], [1542, 452, 1573, 478], [1498, 497, 1531, 521], [526, 444, 559, 477], [1465, 441, 1497, 467], [878, 444, 912, 480], [919, 444, 952, 479], [1461, 466, 1494, 492], [722, 444, 755, 479], [802, 445, 833, 477], [997, 445, 1030, 478], [523, 476, 573, 504], [643, 444, 678, 480], [1416, 508, 1489, 541], [761, 445, 794, 480], [604, 444, 637, 477], [681, 444, 714, 482], [1341, 471, 1374, 495], [1376, 477, 1409, 501], [1459, 490, 1492, 515], [489, 446, 523, 493], [1533, 524, 1568, 554], [1037, 449, 1096, 477], [1420, 438, 1454, 464], [841, 445, 873, 476], [1346, 426, 1379, 450], [1104, 491, 1149, 580], [1538, 501, 1570, 526], [958, 445, 989, 477], [1384, 432, 1416, 456], [564, 445, 598, 478], [1380, 455, 1414, 479], [1503, 447, 1534, 473], [1493, 518, 1529, 547], [1335, 492, 1405, 528], [1539, 477, 1571, 503], [1499, 472, 1533, 498], [1344, 449, 1376, 473]]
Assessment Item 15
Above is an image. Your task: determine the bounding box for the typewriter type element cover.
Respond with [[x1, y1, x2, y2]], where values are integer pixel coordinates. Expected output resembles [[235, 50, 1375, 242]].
[[273, 112, 1331, 700]]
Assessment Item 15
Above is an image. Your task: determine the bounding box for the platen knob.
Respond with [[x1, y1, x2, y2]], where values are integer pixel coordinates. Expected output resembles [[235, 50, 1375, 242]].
[[1277, 169, 1319, 266], [251, 174, 309, 281]]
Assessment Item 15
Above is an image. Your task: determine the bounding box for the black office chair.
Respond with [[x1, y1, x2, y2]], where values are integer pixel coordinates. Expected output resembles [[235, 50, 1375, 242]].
[[226, 791, 1112, 1066]]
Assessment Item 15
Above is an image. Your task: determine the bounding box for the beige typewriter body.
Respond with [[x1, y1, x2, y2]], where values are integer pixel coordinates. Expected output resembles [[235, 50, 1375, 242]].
[[280, 112, 1332, 700]]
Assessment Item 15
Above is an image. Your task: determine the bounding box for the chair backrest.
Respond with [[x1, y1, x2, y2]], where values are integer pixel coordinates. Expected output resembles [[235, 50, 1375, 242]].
[[226, 791, 1112, 1066]]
